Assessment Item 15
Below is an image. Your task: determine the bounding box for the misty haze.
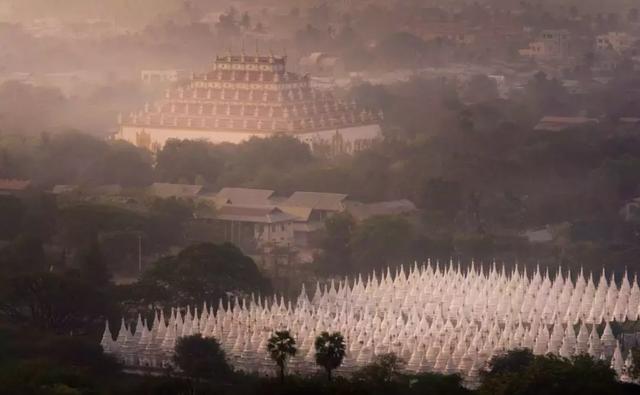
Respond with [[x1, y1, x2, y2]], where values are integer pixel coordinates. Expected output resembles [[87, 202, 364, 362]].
[[2, 0, 640, 394]]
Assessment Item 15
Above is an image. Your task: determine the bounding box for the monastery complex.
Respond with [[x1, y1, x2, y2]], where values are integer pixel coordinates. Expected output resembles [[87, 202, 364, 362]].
[[117, 54, 382, 155], [102, 262, 640, 386]]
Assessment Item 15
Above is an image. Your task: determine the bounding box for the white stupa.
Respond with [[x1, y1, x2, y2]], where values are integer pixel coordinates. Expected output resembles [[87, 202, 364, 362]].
[[102, 261, 639, 384]]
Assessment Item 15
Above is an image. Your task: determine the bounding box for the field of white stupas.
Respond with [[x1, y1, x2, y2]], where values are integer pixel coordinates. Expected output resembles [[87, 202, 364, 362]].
[[101, 261, 640, 384]]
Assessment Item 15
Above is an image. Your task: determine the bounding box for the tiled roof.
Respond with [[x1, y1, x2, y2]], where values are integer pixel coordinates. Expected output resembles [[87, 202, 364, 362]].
[[122, 54, 381, 134], [0, 179, 31, 191], [279, 205, 314, 221], [284, 191, 348, 212]]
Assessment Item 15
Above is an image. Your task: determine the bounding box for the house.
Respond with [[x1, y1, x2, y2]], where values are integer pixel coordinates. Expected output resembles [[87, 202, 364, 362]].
[[278, 205, 323, 248], [519, 29, 571, 61], [523, 227, 554, 243], [148, 183, 203, 199], [0, 179, 31, 197], [534, 116, 599, 132], [52, 184, 80, 195], [596, 32, 637, 54], [214, 205, 297, 249], [277, 192, 347, 247], [283, 192, 348, 217]]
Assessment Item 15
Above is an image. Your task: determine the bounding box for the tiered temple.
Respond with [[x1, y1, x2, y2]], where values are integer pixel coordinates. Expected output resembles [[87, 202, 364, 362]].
[[118, 54, 382, 155], [102, 262, 640, 386]]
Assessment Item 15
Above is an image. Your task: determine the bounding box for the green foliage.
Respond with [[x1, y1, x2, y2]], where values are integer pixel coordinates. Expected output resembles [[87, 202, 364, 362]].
[[351, 215, 413, 273], [35, 132, 152, 187], [57, 203, 147, 248], [314, 331, 346, 381], [463, 75, 500, 103], [76, 240, 111, 288], [266, 330, 297, 383], [406, 372, 470, 395], [316, 213, 355, 275], [630, 347, 640, 380], [173, 334, 230, 381], [155, 139, 222, 185], [316, 213, 416, 275], [478, 350, 621, 395], [0, 272, 111, 333], [0, 233, 48, 275], [0, 195, 25, 240], [353, 352, 406, 390], [0, 324, 120, 394], [421, 178, 464, 228], [139, 242, 270, 306]]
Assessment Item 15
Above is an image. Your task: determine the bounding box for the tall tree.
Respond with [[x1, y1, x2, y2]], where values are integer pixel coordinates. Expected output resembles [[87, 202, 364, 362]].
[[173, 334, 230, 383], [314, 331, 346, 381], [350, 215, 413, 273], [266, 330, 297, 384], [317, 212, 354, 275], [77, 239, 111, 288], [140, 243, 270, 306], [0, 272, 110, 333]]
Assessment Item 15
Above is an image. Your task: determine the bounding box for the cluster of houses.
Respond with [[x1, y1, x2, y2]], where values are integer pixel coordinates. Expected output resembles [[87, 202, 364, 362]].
[[519, 29, 640, 73], [159, 185, 416, 255], [48, 182, 417, 258]]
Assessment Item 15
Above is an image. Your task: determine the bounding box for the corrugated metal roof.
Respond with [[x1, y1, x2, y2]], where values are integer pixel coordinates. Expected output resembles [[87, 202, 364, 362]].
[[284, 191, 347, 211]]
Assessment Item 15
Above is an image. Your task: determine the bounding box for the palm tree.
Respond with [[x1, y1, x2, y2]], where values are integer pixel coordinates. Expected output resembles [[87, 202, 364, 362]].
[[266, 330, 297, 383], [314, 331, 346, 381]]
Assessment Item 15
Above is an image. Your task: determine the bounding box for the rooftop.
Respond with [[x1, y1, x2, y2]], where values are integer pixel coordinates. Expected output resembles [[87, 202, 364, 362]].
[[284, 191, 348, 212], [216, 205, 297, 224], [121, 52, 381, 134], [213, 187, 275, 206], [534, 116, 599, 132], [0, 179, 31, 191]]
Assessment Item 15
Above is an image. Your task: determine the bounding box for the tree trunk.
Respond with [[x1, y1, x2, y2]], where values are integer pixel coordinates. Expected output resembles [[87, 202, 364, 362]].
[[327, 368, 332, 381], [280, 364, 285, 384]]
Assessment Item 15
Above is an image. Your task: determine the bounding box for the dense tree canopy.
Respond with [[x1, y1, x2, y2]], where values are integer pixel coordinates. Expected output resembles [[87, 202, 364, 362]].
[[138, 242, 270, 306], [478, 350, 622, 395], [0, 271, 111, 333], [173, 334, 230, 381]]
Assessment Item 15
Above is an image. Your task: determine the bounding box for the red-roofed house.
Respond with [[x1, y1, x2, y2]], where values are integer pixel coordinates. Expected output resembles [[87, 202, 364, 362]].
[[0, 179, 31, 196]]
